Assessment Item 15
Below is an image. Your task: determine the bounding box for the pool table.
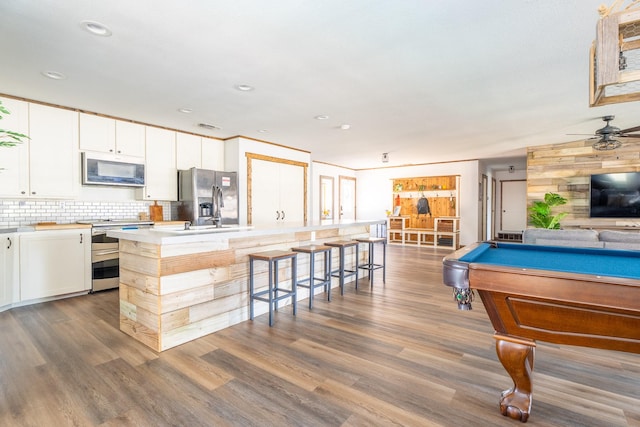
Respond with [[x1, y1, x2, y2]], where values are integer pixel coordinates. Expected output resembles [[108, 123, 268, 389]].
[[443, 241, 640, 423]]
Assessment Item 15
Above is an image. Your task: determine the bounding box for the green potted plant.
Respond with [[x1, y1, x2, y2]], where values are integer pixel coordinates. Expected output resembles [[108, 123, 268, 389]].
[[0, 100, 29, 147], [528, 192, 568, 229]]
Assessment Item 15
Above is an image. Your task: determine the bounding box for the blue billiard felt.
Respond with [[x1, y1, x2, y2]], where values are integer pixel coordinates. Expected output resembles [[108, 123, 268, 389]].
[[459, 242, 640, 280]]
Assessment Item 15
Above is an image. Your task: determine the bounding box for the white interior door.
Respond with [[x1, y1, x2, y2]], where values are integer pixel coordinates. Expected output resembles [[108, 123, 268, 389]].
[[339, 176, 356, 220], [278, 162, 305, 223], [501, 180, 527, 231], [250, 159, 280, 225]]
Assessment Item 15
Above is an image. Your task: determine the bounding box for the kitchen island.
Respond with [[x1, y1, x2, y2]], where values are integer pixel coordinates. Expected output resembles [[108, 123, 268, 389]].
[[108, 220, 385, 351]]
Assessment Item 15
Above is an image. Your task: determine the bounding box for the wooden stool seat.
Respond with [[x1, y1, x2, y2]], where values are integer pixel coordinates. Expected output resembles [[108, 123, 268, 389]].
[[249, 250, 298, 326], [356, 237, 387, 286], [292, 244, 332, 309], [325, 240, 359, 295]]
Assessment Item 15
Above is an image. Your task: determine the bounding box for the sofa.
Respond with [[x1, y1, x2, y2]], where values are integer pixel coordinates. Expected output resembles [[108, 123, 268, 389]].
[[522, 228, 640, 250]]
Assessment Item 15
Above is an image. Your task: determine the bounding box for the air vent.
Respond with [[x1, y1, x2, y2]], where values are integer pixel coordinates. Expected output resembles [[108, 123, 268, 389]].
[[198, 123, 221, 130]]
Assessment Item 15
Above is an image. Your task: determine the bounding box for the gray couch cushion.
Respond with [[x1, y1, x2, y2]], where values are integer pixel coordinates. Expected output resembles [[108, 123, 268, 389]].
[[603, 241, 640, 250], [598, 230, 640, 243], [522, 229, 600, 244], [536, 239, 604, 248]]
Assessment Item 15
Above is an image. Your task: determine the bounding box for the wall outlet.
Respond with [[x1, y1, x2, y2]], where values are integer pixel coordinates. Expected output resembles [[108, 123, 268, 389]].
[[310, 231, 316, 241]]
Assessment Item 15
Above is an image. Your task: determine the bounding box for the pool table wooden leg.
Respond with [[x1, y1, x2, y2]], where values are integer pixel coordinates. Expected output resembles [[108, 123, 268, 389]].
[[494, 334, 536, 423]]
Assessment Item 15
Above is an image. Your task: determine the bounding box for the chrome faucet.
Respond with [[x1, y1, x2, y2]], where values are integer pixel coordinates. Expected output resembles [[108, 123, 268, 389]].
[[212, 185, 224, 228]]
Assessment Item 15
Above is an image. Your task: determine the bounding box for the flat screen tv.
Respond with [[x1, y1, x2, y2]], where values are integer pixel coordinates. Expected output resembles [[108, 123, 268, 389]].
[[590, 172, 640, 218]]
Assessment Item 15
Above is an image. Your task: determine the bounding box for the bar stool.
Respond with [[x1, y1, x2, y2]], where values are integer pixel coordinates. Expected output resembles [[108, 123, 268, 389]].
[[291, 244, 332, 309], [325, 240, 359, 295], [249, 250, 298, 326], [356, 237, 387, 286]]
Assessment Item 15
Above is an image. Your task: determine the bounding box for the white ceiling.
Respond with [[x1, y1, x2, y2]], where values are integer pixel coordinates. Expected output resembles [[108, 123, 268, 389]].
[[2, 0, 639, 170]]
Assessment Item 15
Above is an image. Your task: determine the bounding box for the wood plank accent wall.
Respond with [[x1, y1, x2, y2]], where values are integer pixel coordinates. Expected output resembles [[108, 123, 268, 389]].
[[119, 225, 371, 352], [527, 139, 640, 227]]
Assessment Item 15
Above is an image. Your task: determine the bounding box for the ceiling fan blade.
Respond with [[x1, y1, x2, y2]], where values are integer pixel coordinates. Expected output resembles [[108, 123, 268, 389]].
[[619, 133, 640, 138], [619, 125, 640, 133]]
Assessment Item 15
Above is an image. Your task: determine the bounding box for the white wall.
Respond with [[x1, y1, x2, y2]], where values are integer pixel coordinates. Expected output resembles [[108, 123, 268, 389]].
[[355, 160, 480, 246]]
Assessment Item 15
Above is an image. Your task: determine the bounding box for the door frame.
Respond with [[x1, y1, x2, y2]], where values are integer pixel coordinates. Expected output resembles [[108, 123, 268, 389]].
[[500, 179, 527, 231], [245, 152, 308, 225], [338, 175, 356, 220]]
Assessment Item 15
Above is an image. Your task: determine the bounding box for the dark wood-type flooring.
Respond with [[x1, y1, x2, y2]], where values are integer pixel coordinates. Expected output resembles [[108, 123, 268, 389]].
[[1, 245, 639, 426]]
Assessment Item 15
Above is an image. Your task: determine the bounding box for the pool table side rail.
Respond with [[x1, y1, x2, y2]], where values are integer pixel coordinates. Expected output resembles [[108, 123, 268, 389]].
[[474, 267, 640, 354]]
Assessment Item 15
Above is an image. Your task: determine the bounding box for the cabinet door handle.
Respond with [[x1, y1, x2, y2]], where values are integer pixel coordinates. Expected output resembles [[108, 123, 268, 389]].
[[276, 211, 280, 220], [281, 210, 285, 220], [80, 233, 83, 244], [6, 237, 11, 249]]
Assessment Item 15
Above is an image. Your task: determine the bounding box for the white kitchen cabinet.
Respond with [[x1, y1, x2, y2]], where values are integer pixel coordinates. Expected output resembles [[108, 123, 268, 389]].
[[115, 121, 145, 158], [80, 113, 145, 158], [176, 133, 202, 169], [138, 126, 176, 201], [250, 158, 305, 225], [0, 99, 78, 198], [79, 113, 116, 153], [201, 137, 224, 170], [0, 97, 30, 197], [19, 229, 91, 301], [176, 133, 224, 171], [0, 233, 19, 311], [27, 103, 79, 198]]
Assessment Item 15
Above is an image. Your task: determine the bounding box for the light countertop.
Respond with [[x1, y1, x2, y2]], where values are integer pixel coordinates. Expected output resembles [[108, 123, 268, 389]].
[[107, 219, 386, 245]]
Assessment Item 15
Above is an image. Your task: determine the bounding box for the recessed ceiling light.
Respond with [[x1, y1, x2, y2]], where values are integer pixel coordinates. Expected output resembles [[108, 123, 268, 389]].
[[80, 20, 112, 37], [258, 129, 268, 133], [41, 71, 66, 80], [198, 123, 221, 130], [340, 124, 351, 130], [235, 84, 254, 92], [314, 115, 329, 120], [178, 108, 193, 114]]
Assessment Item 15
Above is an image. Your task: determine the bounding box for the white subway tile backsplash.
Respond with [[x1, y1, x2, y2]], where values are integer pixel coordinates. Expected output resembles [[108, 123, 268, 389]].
[[0, 199, 171, 225]]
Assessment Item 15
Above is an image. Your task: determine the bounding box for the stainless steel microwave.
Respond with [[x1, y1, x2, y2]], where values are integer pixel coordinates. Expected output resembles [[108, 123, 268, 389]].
[[82, 152, 145, 187]]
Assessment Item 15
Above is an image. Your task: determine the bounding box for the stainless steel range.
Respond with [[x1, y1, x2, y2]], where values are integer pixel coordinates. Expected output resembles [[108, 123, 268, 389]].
[[77, 219, 154, 292]]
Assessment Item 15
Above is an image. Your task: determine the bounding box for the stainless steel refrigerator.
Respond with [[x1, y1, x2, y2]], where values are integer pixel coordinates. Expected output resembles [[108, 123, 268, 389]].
[[172, 168, 239, 226]]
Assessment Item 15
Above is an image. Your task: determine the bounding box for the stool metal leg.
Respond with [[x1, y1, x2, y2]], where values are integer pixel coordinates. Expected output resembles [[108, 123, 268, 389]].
[[339, 246, 345, 295], [292, 257, 297, 316], [368, 242, 374, 287], [355, 244, 359, 290], [325, 251, 331, 301], [382, 240, 386, 283], [268, 259, 274, 326], [250, 258, 255, 321], [308, 252, 315, 309], [274, 259, 279, 313]]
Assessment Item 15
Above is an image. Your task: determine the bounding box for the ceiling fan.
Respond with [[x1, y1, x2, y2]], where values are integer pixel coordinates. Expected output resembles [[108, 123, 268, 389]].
[[581, 116, 640, 151]]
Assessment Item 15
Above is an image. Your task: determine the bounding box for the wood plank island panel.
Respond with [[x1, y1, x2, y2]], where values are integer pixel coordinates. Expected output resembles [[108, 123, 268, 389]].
[[112, 222, 381, 351]]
